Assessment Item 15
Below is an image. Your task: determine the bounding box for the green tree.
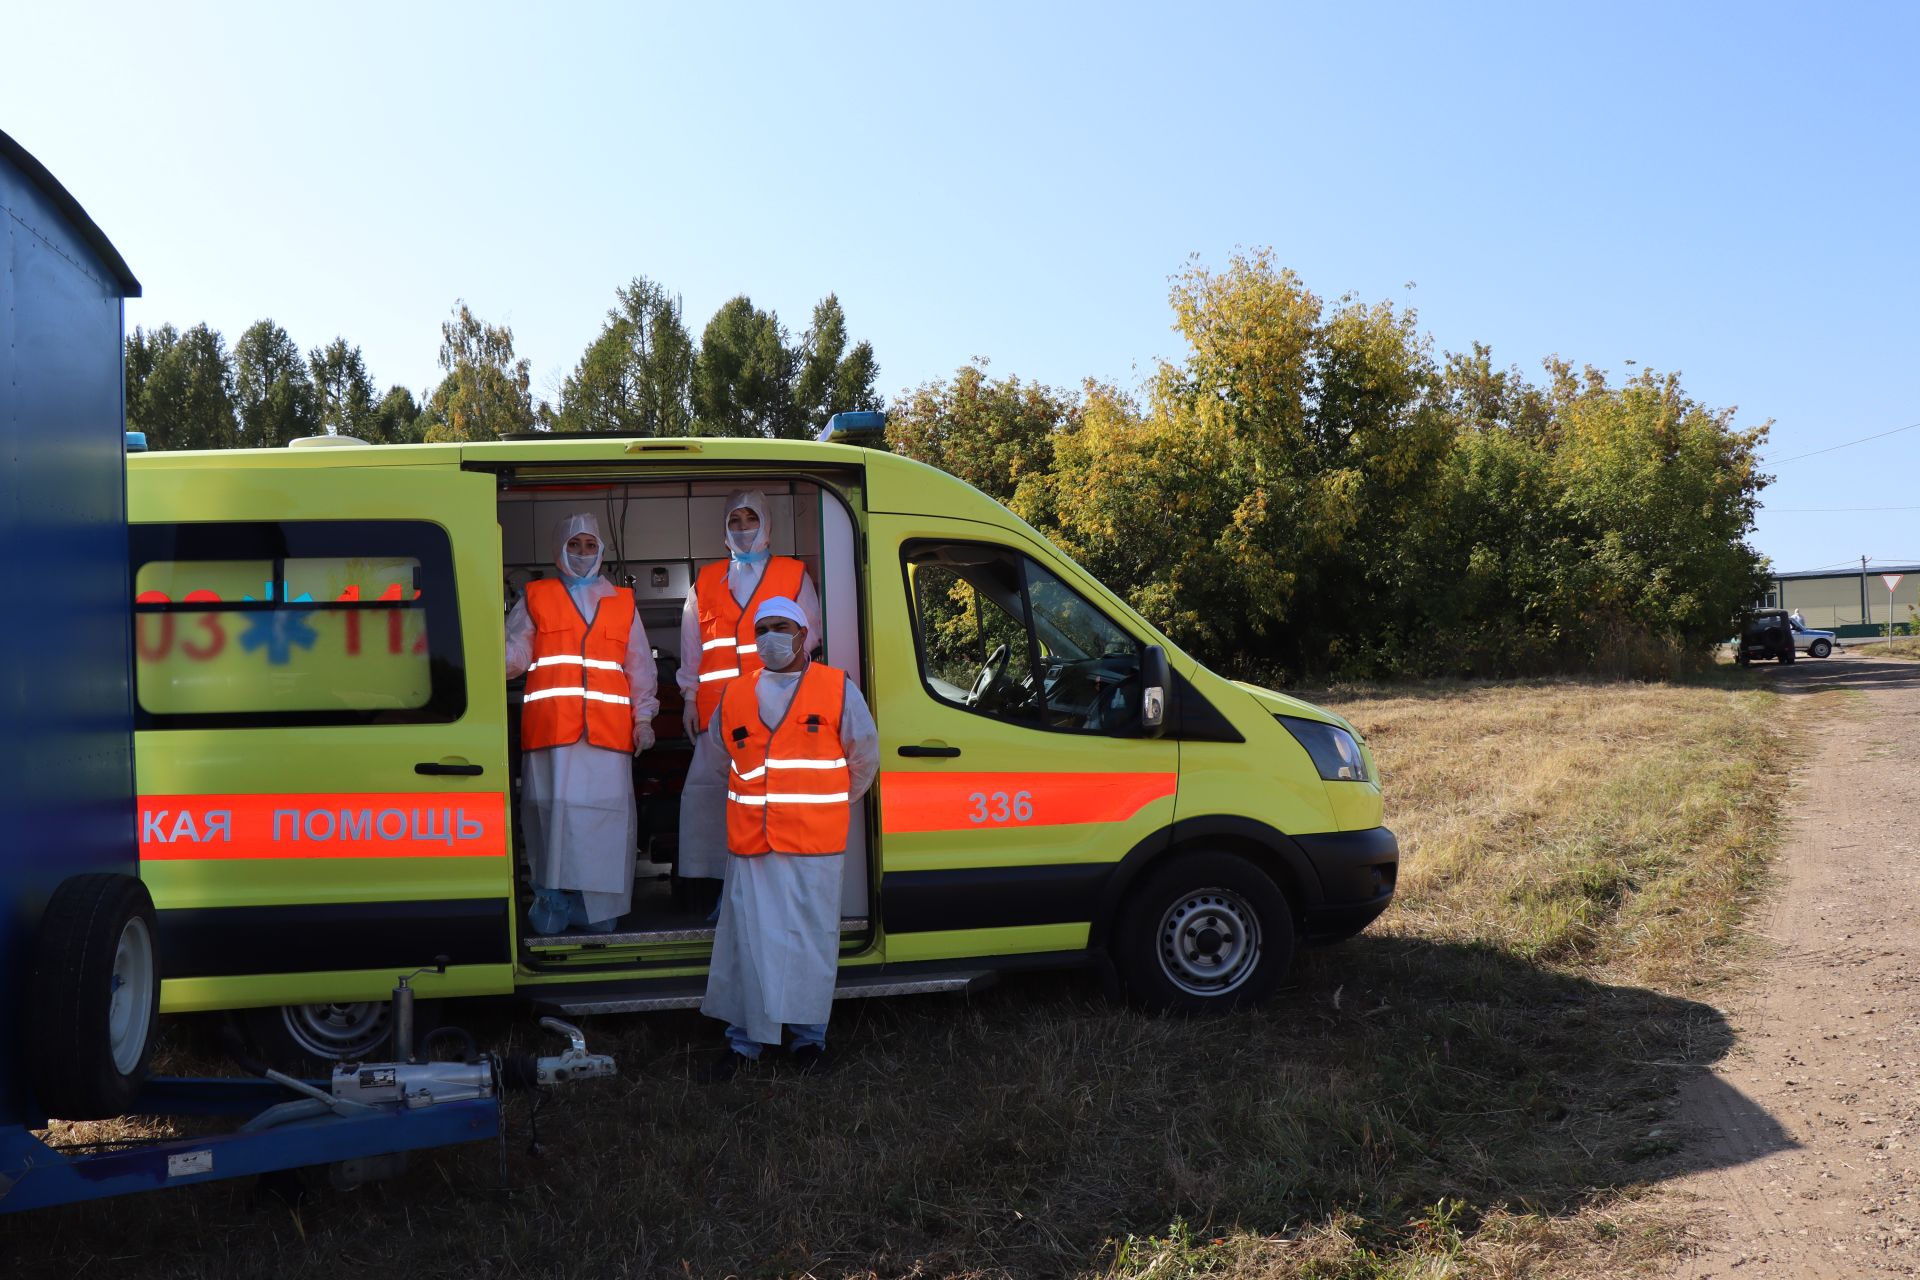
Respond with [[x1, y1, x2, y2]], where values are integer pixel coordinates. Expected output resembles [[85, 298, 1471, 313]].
[[125, 322, 239, 450], [1042, 250, 1453, 678], [419, 302, 538, 442], [693, 295, 795, 438], [370, 385, 426, 444], [886, 360, 1076, 520], [792, 293, 881, 437], [308, 338, 377, 439], [233, 319, 318, 448], [555, 277, 695, 435]]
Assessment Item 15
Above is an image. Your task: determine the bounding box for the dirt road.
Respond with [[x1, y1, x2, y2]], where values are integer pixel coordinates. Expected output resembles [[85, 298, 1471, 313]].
[[1666, 655, 1920, 1277]]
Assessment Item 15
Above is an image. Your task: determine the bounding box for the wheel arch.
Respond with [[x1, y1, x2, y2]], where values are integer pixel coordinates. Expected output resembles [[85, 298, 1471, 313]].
[[1089, 815, 1324, 951]]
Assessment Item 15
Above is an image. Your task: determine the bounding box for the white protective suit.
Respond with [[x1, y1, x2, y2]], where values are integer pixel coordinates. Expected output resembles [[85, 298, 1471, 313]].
[[697, 651, 879, 1049], [505, 513, 660, 926], [674, 490, 822, 882]]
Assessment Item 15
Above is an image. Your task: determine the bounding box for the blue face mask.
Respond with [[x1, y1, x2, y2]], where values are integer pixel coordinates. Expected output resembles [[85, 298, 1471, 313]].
[[727, 529, 769, 566], [755, 631, 797, 668], [563, 551, 600, 585]]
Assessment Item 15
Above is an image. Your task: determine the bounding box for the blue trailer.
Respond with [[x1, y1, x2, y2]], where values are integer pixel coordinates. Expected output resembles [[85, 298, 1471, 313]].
[[0, 130, 611, 1214]]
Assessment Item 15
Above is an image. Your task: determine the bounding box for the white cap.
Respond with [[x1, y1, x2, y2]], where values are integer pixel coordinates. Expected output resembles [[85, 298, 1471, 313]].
[[754, 595, 808, 628]]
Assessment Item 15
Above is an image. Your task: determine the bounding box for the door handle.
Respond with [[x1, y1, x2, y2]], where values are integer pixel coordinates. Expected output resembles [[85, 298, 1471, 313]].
[[415, 761, 485, 776], [897, 744, 961, 759]]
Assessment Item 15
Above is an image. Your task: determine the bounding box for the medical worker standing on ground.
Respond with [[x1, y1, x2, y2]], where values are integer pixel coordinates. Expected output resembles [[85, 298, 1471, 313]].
[[699, 595, 876, 1076], [676, 491, 820, 913], [506, 514, 659, 934]]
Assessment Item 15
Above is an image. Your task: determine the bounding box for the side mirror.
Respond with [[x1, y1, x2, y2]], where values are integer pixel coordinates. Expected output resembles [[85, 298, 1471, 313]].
[[1141, 645, 1170, 738]]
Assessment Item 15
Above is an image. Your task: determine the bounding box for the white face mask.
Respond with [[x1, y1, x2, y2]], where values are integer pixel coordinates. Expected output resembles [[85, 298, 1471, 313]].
[[726, 529, 758, 555], [564, 551, 599, 579], [755, 631, 797, 668]]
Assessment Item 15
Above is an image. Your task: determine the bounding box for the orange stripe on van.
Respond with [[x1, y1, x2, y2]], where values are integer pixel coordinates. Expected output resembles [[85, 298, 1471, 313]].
[[139, 792, 508, 860], [879, 771, 1175, 835]]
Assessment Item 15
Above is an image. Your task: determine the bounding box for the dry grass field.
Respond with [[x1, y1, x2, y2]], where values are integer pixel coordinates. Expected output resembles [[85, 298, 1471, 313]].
[[4, 677, 1800, 1279]]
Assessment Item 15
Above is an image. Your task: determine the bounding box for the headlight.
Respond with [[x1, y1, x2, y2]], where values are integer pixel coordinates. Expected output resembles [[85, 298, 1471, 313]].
[[1278, 716, 1372, 782]]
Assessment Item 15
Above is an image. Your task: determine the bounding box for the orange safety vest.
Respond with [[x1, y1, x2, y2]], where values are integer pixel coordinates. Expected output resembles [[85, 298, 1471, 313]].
[[692, 556, 806, 729], [520, 577, 636, 754], [719, 663, 851, 857]]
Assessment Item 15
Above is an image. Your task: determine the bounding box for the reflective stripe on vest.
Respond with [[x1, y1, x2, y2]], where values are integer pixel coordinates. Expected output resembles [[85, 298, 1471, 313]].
[[692, 557, 806, 729], [718, 663, 851, 856], [520, 578, 636, 753]]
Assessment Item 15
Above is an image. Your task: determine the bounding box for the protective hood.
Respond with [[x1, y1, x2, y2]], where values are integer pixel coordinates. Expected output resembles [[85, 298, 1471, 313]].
[[552, 512, 604, 582], [723, 489, 771, 561]]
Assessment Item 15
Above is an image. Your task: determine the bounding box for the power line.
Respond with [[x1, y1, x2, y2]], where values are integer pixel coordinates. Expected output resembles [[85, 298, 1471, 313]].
[[1767, 419, 1920, 465]]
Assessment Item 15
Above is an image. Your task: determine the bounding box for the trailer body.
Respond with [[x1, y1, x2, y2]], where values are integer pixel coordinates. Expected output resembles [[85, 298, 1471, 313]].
[[0, 129, 141, 1128]]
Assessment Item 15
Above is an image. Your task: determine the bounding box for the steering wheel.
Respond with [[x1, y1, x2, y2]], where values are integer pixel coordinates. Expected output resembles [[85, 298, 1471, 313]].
[[967, 643, 1010, 708]]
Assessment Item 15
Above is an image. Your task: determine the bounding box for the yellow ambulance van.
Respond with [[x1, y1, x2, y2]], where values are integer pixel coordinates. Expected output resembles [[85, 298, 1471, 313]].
[[127, 426, 1397, 1062]]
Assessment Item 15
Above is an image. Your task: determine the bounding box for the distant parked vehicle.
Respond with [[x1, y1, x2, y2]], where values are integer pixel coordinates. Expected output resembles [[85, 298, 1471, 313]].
[[1789, 623, 1840, 659], [1736, 610, 1795, 666]]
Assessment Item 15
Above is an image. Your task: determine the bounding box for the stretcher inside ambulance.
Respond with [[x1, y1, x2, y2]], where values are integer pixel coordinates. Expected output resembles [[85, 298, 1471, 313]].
[[127, 436, 1398, 1064]]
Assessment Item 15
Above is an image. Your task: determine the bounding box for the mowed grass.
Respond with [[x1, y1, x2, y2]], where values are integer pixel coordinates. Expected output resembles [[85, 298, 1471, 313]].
[[5, 679, 1799, 1279]]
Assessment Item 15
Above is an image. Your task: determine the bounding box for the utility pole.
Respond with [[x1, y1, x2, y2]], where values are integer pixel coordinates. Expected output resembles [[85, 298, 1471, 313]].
[[1862, 555, 1870, 628]]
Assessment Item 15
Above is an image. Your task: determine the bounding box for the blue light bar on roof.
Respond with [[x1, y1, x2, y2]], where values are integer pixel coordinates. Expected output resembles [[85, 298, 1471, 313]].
[[817, 411, 887, 444]]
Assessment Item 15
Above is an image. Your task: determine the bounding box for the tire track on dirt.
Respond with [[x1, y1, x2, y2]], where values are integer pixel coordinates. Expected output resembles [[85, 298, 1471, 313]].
[[1666, 656, 1920, 1278]]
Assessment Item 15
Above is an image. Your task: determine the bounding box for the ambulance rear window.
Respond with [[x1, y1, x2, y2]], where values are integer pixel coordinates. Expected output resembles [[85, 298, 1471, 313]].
[[129, 520, 465, 729]]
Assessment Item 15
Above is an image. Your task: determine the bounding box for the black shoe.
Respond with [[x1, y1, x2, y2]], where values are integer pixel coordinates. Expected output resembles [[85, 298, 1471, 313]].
[[788, 1044, 829, 1076], [696, 1050, 753, 1084]]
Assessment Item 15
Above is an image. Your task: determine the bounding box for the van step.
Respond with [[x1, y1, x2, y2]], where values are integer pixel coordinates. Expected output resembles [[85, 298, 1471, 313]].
[[525, 916, 869, 950], [540, 968, 997, 1016]]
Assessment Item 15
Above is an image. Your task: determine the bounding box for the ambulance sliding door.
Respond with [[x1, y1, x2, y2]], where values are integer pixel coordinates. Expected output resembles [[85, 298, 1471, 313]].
[[130, 465, 514, 1015], [869, 515, 1178, 964]]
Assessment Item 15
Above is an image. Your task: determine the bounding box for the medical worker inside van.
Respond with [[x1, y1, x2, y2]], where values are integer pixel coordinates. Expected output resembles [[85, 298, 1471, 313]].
[[676, 490, 820, 917], [506, 513, 660, 934], [697, 595, 877, 1076]]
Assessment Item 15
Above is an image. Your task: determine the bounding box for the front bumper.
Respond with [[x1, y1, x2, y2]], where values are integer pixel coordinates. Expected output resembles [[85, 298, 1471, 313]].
[[1294, 826, 1399, 942]]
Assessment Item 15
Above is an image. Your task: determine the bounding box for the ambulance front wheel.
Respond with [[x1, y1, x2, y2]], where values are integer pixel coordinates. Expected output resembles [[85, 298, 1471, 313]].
[[1117, 852, 1296, 1014], [26, 873, 163, 1119]]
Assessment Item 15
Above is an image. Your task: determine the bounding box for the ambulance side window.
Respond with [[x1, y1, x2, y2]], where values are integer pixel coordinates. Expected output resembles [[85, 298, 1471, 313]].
[[904, 541, 1143, 735], [905, 544, 1040, 725], [130, 520, 465, 729]]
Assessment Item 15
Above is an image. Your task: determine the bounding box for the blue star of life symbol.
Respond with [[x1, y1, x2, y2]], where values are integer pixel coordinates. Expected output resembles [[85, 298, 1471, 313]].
[[241, 580, 318, 665]]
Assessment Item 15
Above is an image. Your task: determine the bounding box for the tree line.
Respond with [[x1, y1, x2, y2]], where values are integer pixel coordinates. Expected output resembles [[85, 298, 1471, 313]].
[[126, 250, 1768, 680], [124, 279, 881, 450], [887, 250, 1769, 680]]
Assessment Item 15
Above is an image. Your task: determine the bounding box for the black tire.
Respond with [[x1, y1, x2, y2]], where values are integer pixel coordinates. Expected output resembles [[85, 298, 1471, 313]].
[[242, 998, 435, 1074], [1810, 639, 1831, 658], [1116, 852, 1296, 1013], [25, 873, 162, 1120]]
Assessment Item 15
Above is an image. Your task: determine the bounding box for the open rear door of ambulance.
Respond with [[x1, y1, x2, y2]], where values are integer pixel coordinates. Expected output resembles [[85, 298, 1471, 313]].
[[130, 449, 513, 1062]]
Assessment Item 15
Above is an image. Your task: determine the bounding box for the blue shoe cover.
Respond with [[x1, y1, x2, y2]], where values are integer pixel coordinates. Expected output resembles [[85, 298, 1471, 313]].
[[528, 888, 569, 936]]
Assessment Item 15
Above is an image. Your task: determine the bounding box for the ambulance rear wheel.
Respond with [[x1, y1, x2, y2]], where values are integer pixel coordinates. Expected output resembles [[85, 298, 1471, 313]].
[[1117, 852, 1295, 1014], [243, 1000, 430, 1072], [26, 873, 163, 1119]]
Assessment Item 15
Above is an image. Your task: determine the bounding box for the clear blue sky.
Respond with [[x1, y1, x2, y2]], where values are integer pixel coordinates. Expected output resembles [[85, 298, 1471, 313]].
[[7, 1, 1917, 573]]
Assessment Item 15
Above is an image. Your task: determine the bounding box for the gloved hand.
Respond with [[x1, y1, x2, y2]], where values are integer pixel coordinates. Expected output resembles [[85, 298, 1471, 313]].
[[633, 723, 656, 755], [681, 702, 701, 743]]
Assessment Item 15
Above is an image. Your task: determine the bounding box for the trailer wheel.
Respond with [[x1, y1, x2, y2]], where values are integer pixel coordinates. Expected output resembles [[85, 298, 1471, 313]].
[[1116, 852, 1295, 1014], [26, 873, 162, 1119]]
